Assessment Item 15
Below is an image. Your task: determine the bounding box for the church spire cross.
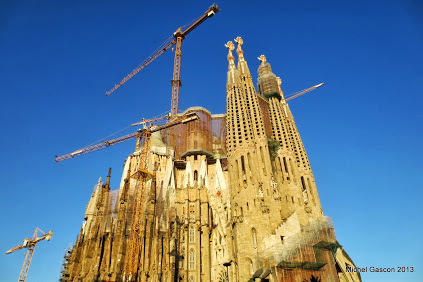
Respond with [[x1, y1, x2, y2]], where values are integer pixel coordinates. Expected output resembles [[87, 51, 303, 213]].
[[105, 167, 112, 188]]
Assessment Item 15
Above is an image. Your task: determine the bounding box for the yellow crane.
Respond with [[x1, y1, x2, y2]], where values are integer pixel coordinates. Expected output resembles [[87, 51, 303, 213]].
[[105, 4, 219, 117], [6, 228, 53, 282], [55, 113, 198, 162], [56, 113, 198, 281]]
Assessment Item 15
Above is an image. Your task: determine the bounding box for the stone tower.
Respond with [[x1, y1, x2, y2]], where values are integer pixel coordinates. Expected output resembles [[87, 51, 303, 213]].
[[61, 38, 360, 282]]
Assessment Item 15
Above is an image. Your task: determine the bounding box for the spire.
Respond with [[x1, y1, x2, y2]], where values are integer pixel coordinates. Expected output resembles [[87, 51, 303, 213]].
[[105, 167, 111, 189], [234, 36, 244, 61], [225, 41, 240, 90], [257, 55, 280, 100], [225, 39, 254, 153], [276, 77, 285, 100], [225, 41, 235, 70], [234, 36, 251, 78], [234, 37, 267, 139]]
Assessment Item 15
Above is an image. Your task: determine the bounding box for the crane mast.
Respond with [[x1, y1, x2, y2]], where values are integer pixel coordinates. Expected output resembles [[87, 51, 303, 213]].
[[6, 228, 53, 282], [170, 4, 219, 116], [122, 114, 198, 281], [123, 129, 152, 281], [105, 4, 219, 118]]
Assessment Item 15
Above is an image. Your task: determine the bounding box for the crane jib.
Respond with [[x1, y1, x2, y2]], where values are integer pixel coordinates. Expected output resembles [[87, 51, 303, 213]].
[[105, 5, 219, 97]]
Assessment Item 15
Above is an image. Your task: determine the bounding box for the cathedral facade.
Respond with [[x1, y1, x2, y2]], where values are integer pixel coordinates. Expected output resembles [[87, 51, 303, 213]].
[[62, 38, 360, 282]]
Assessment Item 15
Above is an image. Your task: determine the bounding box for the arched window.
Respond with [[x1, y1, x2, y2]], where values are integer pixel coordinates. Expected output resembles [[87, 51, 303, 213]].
[[189, 276, 195, 282], [301, 176, 306, 191], [252, 228, 257, 247], [189, 249, 195, 269], [189, 226, 195, 243], [194, 170, 198, 181], [247, 258, 254, 274]]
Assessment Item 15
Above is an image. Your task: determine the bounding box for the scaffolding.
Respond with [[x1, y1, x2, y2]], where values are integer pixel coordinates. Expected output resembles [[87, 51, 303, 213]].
[[254, 217, 341, 282], [163, 107, 226, 160], [59, 244, 73, 281]]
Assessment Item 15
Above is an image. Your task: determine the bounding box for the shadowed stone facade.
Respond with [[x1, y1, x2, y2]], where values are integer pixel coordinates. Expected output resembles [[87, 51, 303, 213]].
[[61, 38, 360, 282]]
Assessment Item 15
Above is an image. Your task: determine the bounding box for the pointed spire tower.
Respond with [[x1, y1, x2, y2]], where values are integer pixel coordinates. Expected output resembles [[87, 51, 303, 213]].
[[225, 39, 291, 281], [225, 40, 254, 155], [225, 38, 274, 193], [257, 55, 323, 219], [234, 37, 267, 141]]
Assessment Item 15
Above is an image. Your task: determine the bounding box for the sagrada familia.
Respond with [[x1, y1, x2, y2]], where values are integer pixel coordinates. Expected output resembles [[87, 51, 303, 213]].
[[61, 37, 361, 282]]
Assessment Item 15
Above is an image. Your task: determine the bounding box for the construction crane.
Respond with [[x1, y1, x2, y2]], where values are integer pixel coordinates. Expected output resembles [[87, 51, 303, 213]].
[[123, 113, 199, 281], [55, 113, 198, 162], [285, 83, 324, 102], [55, 81, 323, 162], [6, 228, 53, 282], [105, 4, 219, 117], [56, 113, 198, 280], [123, 128, 152, 281]]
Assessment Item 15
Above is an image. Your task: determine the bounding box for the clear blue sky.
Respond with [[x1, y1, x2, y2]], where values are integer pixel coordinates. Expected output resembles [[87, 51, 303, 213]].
[[1, 1, 422, 281]]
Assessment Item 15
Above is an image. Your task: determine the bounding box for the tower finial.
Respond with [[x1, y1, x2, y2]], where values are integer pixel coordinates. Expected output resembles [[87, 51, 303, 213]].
[[276, 77, 285, 99], [105, 167, 112, 188], [258, 55, 267, 66], [225, 41, 235, 69], [276, 77, 282, 92], [234, 36, 244, 61]]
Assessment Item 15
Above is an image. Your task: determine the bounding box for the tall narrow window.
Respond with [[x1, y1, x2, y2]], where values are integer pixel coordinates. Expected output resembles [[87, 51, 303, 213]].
[[241, 155, 246, 174], [189, 226, 195, 243], [248, 258, 254, 274], [260, 146, 266, 173], [301, 176, 306, 191], [194, 170, 198, 181], [247, 152, 253, 181], [283, 157, 288, 173], [252, 228, 257, 247], [189, 249, 195, 269]]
